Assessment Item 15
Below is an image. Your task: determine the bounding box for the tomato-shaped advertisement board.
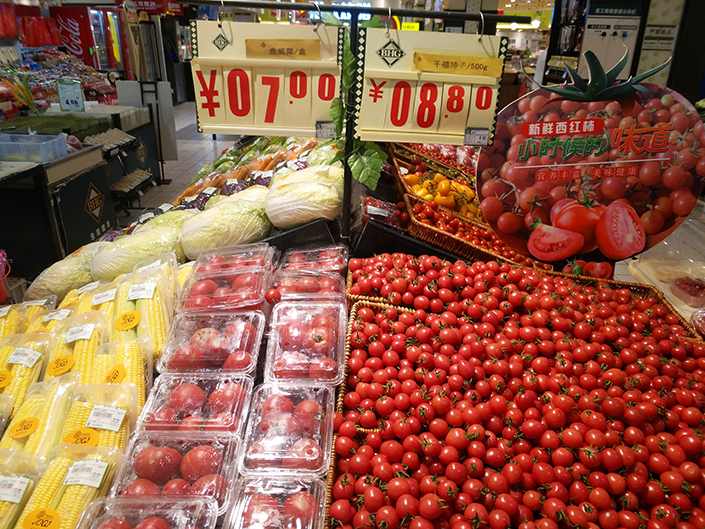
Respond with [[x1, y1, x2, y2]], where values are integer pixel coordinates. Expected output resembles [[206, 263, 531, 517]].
[[476, 53, 705, 273]]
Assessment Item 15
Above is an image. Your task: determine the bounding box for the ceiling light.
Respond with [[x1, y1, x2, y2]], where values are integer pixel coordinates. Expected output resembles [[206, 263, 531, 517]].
[[510, 22, 518, 30], [532, 19, 540, 27]]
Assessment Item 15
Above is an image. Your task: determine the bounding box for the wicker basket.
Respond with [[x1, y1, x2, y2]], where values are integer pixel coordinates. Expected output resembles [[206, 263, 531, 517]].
[[390, 142, 476, 181]]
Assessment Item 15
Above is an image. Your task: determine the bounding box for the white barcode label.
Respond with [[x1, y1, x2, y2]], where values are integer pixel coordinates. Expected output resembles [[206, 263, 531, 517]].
[[203, 187, 217, 195], [0, 476, 30, 504], [137, 260, 161, 273], [7, 347, 42, 368], [92, 288, 116, 306], [24, 300, 46, 307], [366, 205, 391, 218], [85, 404, 127, 432], [42, 309, 72, 322], [127, 282, 156, 300], [64, 324, 95, 344], [225, 179, 238, 186], [63, 460, 109, 488], [0, 307, 10, 318], [78, 281, 101, 294], [183, 196, 197, 204]]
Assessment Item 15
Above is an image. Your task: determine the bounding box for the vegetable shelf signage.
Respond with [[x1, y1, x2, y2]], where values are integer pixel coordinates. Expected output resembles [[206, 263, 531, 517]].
[[357, 29, 507, 146], [476, 51, 705, 267], [191, 21, 342, 136]]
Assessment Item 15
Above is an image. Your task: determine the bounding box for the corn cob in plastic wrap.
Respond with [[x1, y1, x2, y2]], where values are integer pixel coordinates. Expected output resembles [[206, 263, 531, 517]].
[[43, 312, 109, 385], [0, 374, 79, 457], [75, 282, 117, 319], [0, 448, 45, 529], [110, 269, 170, 361], [21, 297, 57, 329], [59, 384, 137, 451], [13, 444, 122, 529], [58, 281, 102, 311], [0, 306, 26, 342], [177, 263, 193, 290], [25, 308, 75, 334], [0, 334, 51, 417], [0, 396, 12, 438], [88, 339, 153, 410], [132, 253, 179, 314]]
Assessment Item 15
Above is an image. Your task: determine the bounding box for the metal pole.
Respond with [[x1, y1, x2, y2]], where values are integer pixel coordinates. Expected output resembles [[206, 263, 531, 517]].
[[341, 14, 358, 243]]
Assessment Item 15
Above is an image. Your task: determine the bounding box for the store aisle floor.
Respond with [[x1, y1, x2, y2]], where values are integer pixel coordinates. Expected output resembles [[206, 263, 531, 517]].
[[119, 102, 239, 225]]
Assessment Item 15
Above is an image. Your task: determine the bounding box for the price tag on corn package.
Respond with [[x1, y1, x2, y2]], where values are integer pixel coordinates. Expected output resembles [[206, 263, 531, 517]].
[[357, 29, 507, 146], [191, 21, 342, 136]]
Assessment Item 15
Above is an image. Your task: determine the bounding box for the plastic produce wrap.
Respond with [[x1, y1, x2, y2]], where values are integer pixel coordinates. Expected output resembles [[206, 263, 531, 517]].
[[217, 185, 269, 207], [59, 281, 102, 310], [269, 270, 344, 302], [265, 181, 342, 230], [110, 431, 238, 516], [177, 263, 193, 289], [133, 210, 196, 234], [0, 394, 12, 436], [361, 196, 404, 230], [76, 497, 219, 529], [24, 254, 93, 302], [75, 281, 119, 319], [305, 141, 341, 166], [133, 253, 179, 312], [0, 333, 51, 416], [25, 307, 75, 334], [0, 373, 78, 457], [0, 448, 44, 529], [110, 269, 171, 361], [269, 165, 343, 189], [14, 444, 123, 529], [59, 383, 138, 451], [91, 227, 183, 281], [0, 305, 25, 340], [88, 339, 153, 410], [21, 297, 57, 327], [279, 245, 348, 275], [180, 200, 272, 260], [205, 195, 227, 209], [140, 374, 252, 436], [158, 311, 264, 375], [44, 311, 110, 385], [691, 309, 705, 337], [240, 384, 334, 477]]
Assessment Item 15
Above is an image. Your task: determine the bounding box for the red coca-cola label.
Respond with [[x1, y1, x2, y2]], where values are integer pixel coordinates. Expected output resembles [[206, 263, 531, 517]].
[[49, 6, 96, 68]]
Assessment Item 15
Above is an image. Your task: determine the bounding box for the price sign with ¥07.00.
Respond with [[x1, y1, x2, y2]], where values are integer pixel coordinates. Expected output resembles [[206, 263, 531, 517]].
[[192, 21, 342, 136], [357, 29, 507, 146]]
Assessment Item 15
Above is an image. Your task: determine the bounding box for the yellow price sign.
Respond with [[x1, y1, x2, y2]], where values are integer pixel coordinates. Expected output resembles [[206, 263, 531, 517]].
[[104, 365, 126, 384], [23, 509, 61, 529], [63, 427, 99, 447], [46, 355, 75, 377], [115, 311, 141, 331], [0, 370, 12, 389], [9, 417, 39, 439], [413, 52, 504, 78]]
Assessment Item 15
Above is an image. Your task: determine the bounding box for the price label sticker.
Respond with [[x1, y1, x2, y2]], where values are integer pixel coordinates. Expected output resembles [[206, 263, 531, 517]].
[[92, 288, 117, 306], [58, 78, 84, 112], [183, 196, 197, 204], [104, 364, 125, 384], [86, 404, 127, 432], [63, 427, 99, 447], [0, 370, 12, 388], [42, 309, 72, 323], [127, 282, 156, 301], [46, 355, 75, 376], [7, 348, 42, 368], [24, 300, 47, 307], [203, 187, 218, 195], [115, 311, 141, 331], [138, 213, 155, 224], [0, 476, 30, 504], [22, 508, 61, 529], [464, 127, 490, 146], [9, 418, 39, 439], [366, 205, 391, 218], [63, 459, 109, 488], [78, 281, 101, 294], [316, 121, 336, 140], [64, 324, 96, 344], [0, 307, 9, 318]]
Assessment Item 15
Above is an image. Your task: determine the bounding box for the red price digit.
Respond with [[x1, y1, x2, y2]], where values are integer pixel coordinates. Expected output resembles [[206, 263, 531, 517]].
[[475, 86, 493, 110], [261, 76, 280, 123], [290, 71, 307, 99], [390, 81, 412, 127], [318, 74, 336, 101], [227, 69, 251, 117], [446, 85, 465, 113], [416, 83, 438, 129]]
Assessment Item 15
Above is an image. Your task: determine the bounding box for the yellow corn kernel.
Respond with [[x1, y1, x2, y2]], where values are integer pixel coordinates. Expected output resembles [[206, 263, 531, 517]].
[[110, 284, 135, 343], [88, 354, 113, 387], [113, 341, 145, 408], [136, 290, 166, 360], [23, 385, 69, 457], [75, 294, 94, 315], [58, 290, 81, 309], [59, 402, 93, 442], [14, 457, 72, 528], [72, 331, 100, 386], [177, 264, 192, 288], [54, 480, 100, 529], [43, 338, 74, 382], [0, 395, 42, 451], [0, 310, 20, 341], [23, 307, 44, 329]]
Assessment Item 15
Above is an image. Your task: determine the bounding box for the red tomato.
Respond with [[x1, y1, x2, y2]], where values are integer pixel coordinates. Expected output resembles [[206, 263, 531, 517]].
[[167, 383, 207, 417], [583, 261, 613, 279], [311, 314, 338, 330], [190, 473, 227, 503], [223, 320, 258, 352], [595, 202, 646, 259], [180, 445, 223, 484], [144, 407, 177, 430], [97, 519, 132, 529], [208, 382, 246, 414], [167, 345, 207, 371], [243, 494, 282, 529], [261, 395, 295, 421], [204, 412, 239, 432], [161, 478, 191, 495], [284, 491, 317, 524], [121, 479, 160, 496], [309, 357, 338, 380], [133, 447, 182, 485], [265, 289, 281, 304], [553, 202, 605, 252], [177, 415, 204, 431], [134, 518, 170, 529], [183, 296, 215, 309], [309, 326, 336, 356], [188, 280, 218, 298], [222, 350, 252, 371], [528, 224, 584, 261], [189, 328, 220, 351]]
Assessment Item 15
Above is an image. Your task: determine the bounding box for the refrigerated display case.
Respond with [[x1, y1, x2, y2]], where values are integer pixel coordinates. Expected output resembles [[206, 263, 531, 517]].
[[89, 8, 133, 73]]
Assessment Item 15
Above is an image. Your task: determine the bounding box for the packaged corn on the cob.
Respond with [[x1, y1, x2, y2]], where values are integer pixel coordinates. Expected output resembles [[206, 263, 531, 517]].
[[59, 384, 137, 451], [177, 263, 193, 289], [110, 269, 170, 361], [75, 281, 118, 319], [0, 306, 26, 341], [21, 297, 57, 329], [25, 307, 75, 334], [0, 448, 45, 529], [43, 312, 109, 385], [0, 334, 51, 416], [0, 395, 12, 437], [0, 374, 79, 457], [58, 281, 103, 310], [88, 339, 153, 409], [133, 253, 179, 315], [13, 444, 123, 529]]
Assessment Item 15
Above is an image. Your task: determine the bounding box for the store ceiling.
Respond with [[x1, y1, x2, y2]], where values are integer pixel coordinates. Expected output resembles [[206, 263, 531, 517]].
[[499, 0, 554, 12]]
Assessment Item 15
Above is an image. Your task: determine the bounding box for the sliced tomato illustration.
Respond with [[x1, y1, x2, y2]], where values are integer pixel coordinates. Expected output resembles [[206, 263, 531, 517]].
[[527, 224, 584, 262], [595, 202, 646, 259]]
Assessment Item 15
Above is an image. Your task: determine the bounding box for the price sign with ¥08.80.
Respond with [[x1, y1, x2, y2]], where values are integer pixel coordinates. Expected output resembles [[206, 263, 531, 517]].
[[192, 21, 342, 136], [357, 29, 507, 146]]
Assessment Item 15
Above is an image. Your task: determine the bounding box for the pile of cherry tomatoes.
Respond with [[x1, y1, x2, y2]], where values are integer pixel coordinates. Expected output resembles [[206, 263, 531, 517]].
[[333, 253, 705, 529]]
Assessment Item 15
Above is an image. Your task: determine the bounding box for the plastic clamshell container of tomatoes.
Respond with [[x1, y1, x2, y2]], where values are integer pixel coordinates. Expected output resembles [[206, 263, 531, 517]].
[[270, 269, 345, 302], [157, 311, 265, 375], [239, 383, 334, 477], [279, 244, 348, 275], [110, 431, 239, 516], [264, 301, 347, 385], [178, 265, 272, 313], [193, 243, 279, 274], [77, 497, 219, 529], [226, 476, 326, 529], [138, 373, 253, 436]]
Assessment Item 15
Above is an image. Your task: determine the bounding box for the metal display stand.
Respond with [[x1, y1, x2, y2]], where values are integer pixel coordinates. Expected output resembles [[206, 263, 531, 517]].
[[181, 0, 530, 244]]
